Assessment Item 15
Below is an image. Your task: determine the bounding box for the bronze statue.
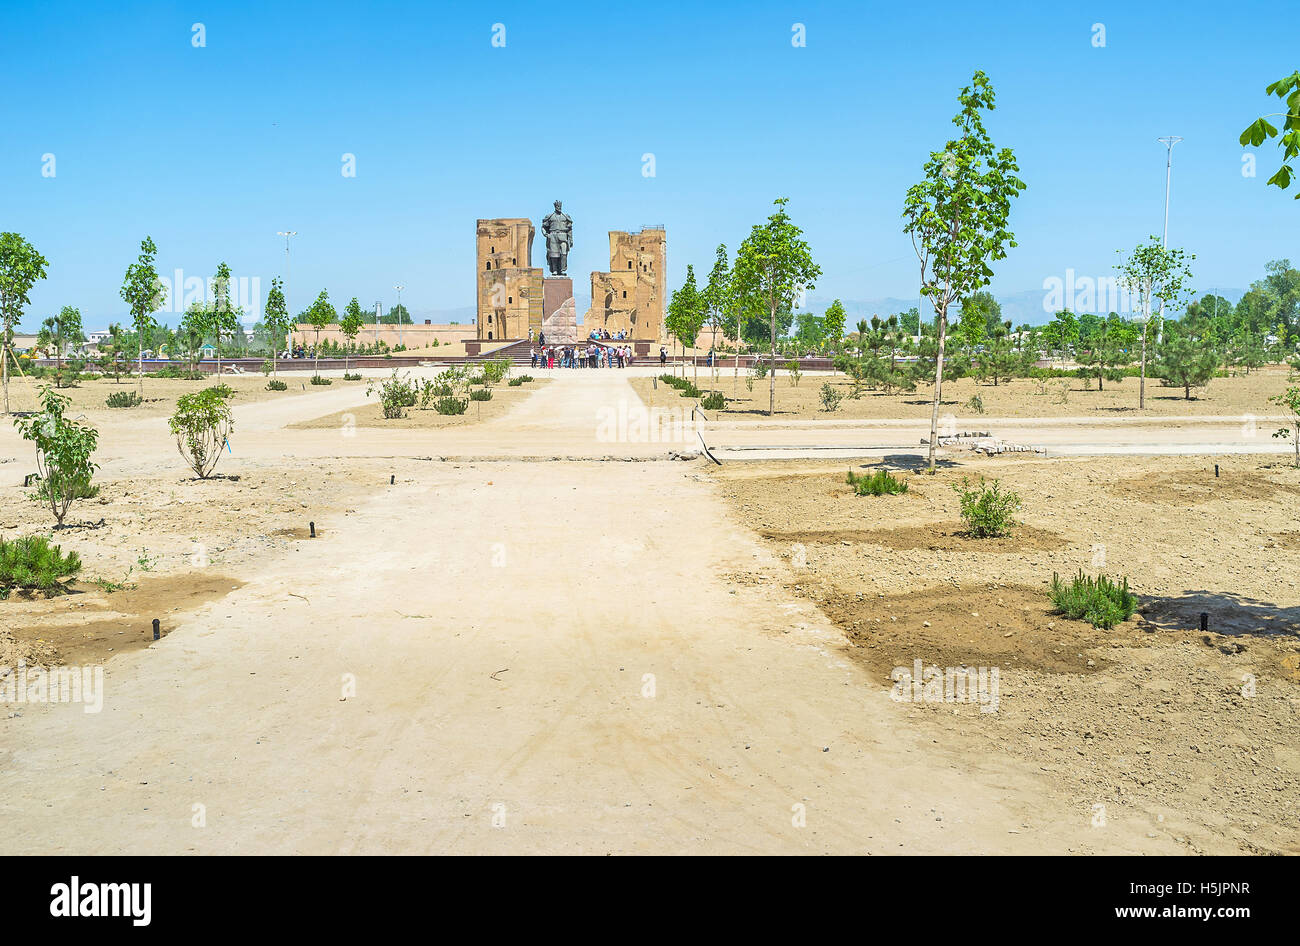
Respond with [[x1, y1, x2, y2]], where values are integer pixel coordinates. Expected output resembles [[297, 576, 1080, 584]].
[[541, 200, 573, 276]]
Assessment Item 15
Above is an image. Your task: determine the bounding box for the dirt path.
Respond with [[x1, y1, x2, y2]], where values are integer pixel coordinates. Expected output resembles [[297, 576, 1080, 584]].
[[0, 373, 1250, 852]]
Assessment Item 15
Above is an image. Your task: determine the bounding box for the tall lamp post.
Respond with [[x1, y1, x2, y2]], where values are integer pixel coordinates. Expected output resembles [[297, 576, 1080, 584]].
[[1155, 137, 1182, 340], [393, 285, 405, 348], [277, 230, 297, 350]]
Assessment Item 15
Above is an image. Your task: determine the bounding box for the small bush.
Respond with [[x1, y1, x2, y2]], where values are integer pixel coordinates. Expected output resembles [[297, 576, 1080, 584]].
[[517, 374, 534, 383], [367, 370, 415, 419], [106, 390, 142, 408], [819, 383, 843, 412], [785, 360, 802, 386], [266, 379, 288, 391], [965, 394, 985, 414], [469, 388, 493, 402], [153, 366, 204, 380], [952, 475, 1020, 538], [310, 375, 333, 385], [168, 386, 235, 479], [435, 396, 469, 415], [0, 535, 82, 598], [846, 468, 908, 496], [207, 383, 236, 400], [1049, 571, 1137, 629], [508, 377, 525, 386], [700, 390, 727, 410], [342, 372, 362, 381]]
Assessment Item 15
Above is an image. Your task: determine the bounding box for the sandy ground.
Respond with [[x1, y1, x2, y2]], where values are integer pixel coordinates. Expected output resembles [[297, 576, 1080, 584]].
[[0, 370, 1296, 854], [632, 367, 1296, 420], [708, 457, 1300, 854]]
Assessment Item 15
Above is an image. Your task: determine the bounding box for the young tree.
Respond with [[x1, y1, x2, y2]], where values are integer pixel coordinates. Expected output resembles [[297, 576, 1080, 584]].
[[13, 386, 99, 526], [903, 71, 1026, 470], [1240, 70, 1300, 200], [822, 299, 847, 371], [733, 198, 821, 416], [1154, 334, 1219, 399], [1116, 237, 1195, 408], [101, 322, 127, 382], [209, 261, 242, 377], [303, 290, 336, 379], [36, 306, 85, 388], [340, 297, 365, 374], [667, 265, 707, 389], [120, 236, 166, 396], [0, 232, 49, 414], [1271, 387, 1300, 466], [179, 304, 207, 375], [700, 244, 733, 388], [170, 387, 235, 479], [263, 276, 291, 377]]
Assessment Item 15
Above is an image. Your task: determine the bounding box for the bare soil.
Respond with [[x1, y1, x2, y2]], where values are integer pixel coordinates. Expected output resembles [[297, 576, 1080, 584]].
[[631, 367, 1296, 420], [709, 455, 1300, 854]]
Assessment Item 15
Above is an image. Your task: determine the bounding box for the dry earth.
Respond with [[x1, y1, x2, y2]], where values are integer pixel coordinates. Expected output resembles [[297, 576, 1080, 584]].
[[0, 368, 1296, 854]]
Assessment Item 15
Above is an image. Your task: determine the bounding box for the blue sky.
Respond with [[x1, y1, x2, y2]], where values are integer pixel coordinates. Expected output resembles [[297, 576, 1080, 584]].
[[2, 0, 1297, 330]]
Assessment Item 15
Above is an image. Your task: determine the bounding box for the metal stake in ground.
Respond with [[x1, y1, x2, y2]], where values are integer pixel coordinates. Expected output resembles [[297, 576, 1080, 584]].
[[152, 618, 160, 641], [309, 521, 316, 538]]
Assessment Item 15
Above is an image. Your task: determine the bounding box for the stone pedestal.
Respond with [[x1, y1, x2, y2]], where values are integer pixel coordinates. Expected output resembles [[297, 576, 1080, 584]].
[[540, 277, 577, 343]]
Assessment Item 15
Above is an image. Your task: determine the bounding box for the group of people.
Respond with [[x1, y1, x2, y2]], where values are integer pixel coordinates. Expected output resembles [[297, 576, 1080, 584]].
[[587, 328, 628, 341], [531, 343, 633, 369]]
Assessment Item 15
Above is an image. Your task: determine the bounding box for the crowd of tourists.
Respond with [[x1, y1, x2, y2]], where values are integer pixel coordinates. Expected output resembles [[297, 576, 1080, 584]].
[[531, 343, 633, 369]]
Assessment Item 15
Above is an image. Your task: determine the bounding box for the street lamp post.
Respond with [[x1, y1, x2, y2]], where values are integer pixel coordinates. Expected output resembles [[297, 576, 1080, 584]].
[[1155, 137, 1182, 341], [393, 285, 405, 348], [277, 230, 297, 352]]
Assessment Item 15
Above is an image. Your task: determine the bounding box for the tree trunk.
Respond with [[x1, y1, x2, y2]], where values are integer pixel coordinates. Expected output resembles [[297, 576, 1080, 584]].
[[927, 312, 949, 473], [2, 341, 9, 414], [1139, 326, 1147, 410], [137, 344, 144, 397], [768, 296, 777, 417]]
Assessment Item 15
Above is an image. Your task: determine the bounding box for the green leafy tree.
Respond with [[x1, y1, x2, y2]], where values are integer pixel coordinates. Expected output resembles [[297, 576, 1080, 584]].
[[734, 198, 822, 416], [36, 306, 85, 388], [1115, 237, 1195, 409], [1240, 70, 1300, 199], [0, 232, 49, 414], [340, 297, 365, 374], [263, 276, 291, 377], [699, 244, 733, 388], [101, 322, 128, 382], [178, 305, 207, 374], [903, 71, 1026, 470], [666, 265, 707, 388], [822, 299, 847, 367], [120, 236, 167, 396], [209, 261, 242, 376], [13, 386, 99, 526], [303, 290, 337, 379], [1154, 334, 1219, 399]]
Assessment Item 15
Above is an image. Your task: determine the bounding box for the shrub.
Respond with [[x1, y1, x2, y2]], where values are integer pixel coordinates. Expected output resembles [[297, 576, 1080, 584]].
[[435, 396, 469, 415], [367, 369, 415, 419], [153, 366, 204, 380], [754, 359, 769, 379], [207, 382, 236, 400], [965, 394, 985, 414], [1048, 571, 1137, 629], [785, 360, 802, 386], [517, 375, 534, 383], [266, 379, 288, 391], [310, 375, 333, 385], [342, 372, 362, 381], [508, 377, 525, 386], [468, 373, 486, 385], [952, 476, 1020, 537], [106, 390, 142, 408], [0, 535, 82, 598], [481, 359, 511, 385], [700, 390, 727, 410], [169, 386, 235, 479], [846, 468, 908, 496], [469, 388, 493, 402], [819, 382, 843, 412], [12, 386, 100, 526]]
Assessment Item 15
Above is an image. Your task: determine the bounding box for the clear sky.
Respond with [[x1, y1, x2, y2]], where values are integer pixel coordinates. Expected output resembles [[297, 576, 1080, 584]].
[[2, 0, 1297, 329]]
